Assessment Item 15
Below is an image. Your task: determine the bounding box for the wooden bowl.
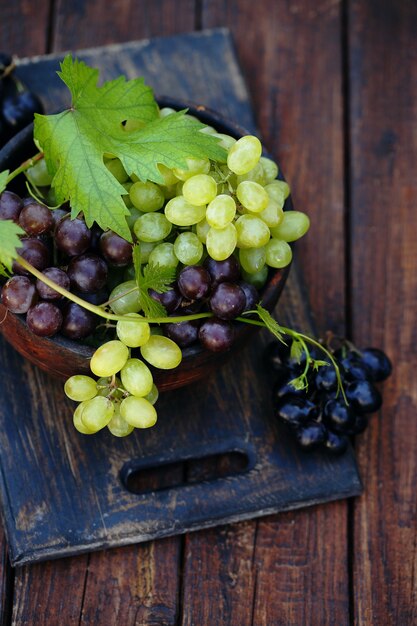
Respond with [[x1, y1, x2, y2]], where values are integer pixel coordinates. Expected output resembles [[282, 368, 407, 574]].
[[0, 100, 291, 391]]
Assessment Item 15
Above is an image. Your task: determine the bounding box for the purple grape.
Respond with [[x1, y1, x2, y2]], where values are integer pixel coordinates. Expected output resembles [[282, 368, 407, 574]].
[[73, 287, 109, 305], [165, 319, 200, 347], [1, 275, 37, 313], [12, 238, 50, 275], [36, 267, 70, 300], [26, 302, 63, 337], [0, 191, 23, 222], [238, 281, 259, 311], [55, 214, 91, 256], [178, 266, 211, 300], [149, 286, 182, 313], [100, 230, 132, 267], [61, 302, 98, 339], [198, 318, 234, 352], [18, 201, 54, 236], [67, 253, 108, 293], [203, 255, 240, 286], [209, 282, 246, 320], [50, 208, 68, 228]]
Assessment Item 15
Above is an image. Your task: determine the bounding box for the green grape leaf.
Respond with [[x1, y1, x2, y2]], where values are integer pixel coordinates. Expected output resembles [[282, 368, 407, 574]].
[[0, 220, 24, 275], [290, 337, 304, 363], [0, 170, 9, 195], [132, 244, 176, 318], [255, 304, 287, 345], [34, 56, 227, 241], [288, 376, 308, 391], [311, 359, 330, 371]]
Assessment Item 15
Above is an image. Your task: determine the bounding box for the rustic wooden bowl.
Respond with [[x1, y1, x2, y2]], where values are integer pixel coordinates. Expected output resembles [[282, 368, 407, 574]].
[[0, 100, 291, 391]]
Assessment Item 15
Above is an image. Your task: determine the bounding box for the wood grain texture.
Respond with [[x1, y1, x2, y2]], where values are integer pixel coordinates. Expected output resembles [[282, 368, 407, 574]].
[[348, 1, 417, 624], [0, 1, 50, 57]]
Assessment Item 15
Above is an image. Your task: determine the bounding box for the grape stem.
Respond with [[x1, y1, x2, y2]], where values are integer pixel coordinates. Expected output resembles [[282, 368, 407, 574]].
[[6, 152, 44, 185]]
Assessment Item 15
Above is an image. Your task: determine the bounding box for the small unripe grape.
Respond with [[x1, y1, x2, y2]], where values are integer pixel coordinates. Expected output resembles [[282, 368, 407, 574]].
[[109, 281, 141, 315], [265, 238, 293, 268], [120, 396, 157, 428], [239, 247, 267, 274], [64, 375, 98, 402], [90, 340, 129, 377]]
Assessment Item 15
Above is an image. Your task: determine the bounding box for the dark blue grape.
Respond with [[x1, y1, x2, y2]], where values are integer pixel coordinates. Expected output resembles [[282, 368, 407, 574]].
[[345, 380, 382, 414], [322, 398, 356, 433], [295, 422, 327, 450], [324, 431, 349, 455], [360, 347, 392, 381], [274, 396, 319, 428]]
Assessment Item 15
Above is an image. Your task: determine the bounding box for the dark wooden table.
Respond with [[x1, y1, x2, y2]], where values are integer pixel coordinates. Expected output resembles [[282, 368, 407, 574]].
[[1, 1, 416, 624]]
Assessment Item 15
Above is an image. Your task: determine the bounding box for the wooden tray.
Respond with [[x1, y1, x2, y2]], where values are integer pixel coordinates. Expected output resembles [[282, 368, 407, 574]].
[[0, 29, 361, 566]]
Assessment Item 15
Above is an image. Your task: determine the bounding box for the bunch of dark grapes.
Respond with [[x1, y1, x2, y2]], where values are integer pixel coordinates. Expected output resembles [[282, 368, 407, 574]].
[[155, 255, 259, 351], [0, 53, 44, 147], [264, 340, 392, 455]]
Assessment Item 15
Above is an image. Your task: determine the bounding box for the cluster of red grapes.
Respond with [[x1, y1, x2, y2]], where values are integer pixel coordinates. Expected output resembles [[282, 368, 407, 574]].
[[264, 340, 392, 455], [0, 53, 43, 147]]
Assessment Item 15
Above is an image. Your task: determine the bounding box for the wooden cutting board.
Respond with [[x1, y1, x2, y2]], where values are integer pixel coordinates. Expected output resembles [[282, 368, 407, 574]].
[[0, 29, 361, 566]]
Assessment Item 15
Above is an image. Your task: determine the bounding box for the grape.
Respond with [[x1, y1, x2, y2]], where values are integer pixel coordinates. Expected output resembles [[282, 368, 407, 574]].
[[145, 383, 159, 405], [64, 375, 98, 401], [134, 212, 172, 242], [148, 242, 179, 269], [206, 223, 237, 261], [236, 161, 266, 185], [109, 280, 141, 315], [241, 266, 269, 288], [210, 133, 236, 151], [80, 396, 115, 432], [120, 358, 153, 397], [36, 267, 70, 300], [360, 348, 392, 381], [50, 208, 68, 228], [296, 423, 327, 450], [236, 181, 269, 213], [26, 302, 63, 337], [199, 318, 234, 352], [68, 254, 108, 293], [173, 231, 203, 265], [1, 275, 37, 313], [120, 396, 157, 428], [157, 163, 179, 186], [73, 403, 95, 435], [270, 211, 310, 242], [204, 255, 240, 285], [55, 215, 92, 256], [238, 281, 259, 311], [100, 230, 132, 267], [324, 431, 349, 455], [345, 380, 382, 414], [322, 398, 356, 434], [265, 180, 290, 201], [173, 157, 210, 181], [196, 218, 210, 243], [0, 191, 23, 222], [149, 286, 182, 313], [90, 340, 129, 377], [259, 156, 279, 183], [239, 247, 266, 274], [2, 91, 43, 133], [227, 136, 262, 175], [182, 174, 217, 205], [235, 214, 270, 249], [61, 302, 98, 339], [209, 282, 246, 320], [178, 265, 211, 300], [274, 396, 317, 428], [18, 201, 54, 236], [259, 199, 284, 228], [165, 319, 199, 347], [116, 312, 151, 347], [13, 238, 50, 275], [140, 335, 182, 369], [105, 158, 129, 183], [129, 181, 164, 212], [165, 196, 206, 226], [206, 194, 236, 228], [265, 239, 293, 268], [26, 158, 53, 187], [107, 407, 134, 437]]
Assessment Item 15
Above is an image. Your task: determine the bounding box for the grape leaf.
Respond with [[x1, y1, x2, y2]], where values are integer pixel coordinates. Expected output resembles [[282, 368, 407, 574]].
[[255, 304, 287, 345], [132, 244, 176, 319], [0, 220, 24, 275], [0, 170, 9, 195], [34, 56, 227, 241]]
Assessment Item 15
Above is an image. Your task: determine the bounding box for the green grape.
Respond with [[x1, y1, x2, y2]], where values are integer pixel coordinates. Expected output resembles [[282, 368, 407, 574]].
[[211, 133, 237, 151], [259, 156, 279, 183], [145, 383, 159, 405], [73, 403, 94, 435], [105, 158, 129, 183], [173, 157, 210, 181], [265, 238, 293, 268], [64, 375, 98, 402], [241, 265, 269, 288], [239, 247, 266, 274], [265, 180, 290, 202], [90, 340, 129, 377], [182, 174, 218, 205], [125, 207, 144, 230], [206, 223, 237, 261], [120, 358, 153, 397], [174, 231, 203, 265], [236, 161, 265, 186], [80, 396, 115, 432], [269, 211, 310, 242], [26, 158, 53, 187], [162, 184, 178, 200], [116, 313, 151, 348], [96, 376, 112, 397], [109, 280, 141, 315], [107, 406, 135, 437], [258, 199, 284, 228], [157, 163, 179, 186], [148, 242, 179, 269], [196, 218, 210, 243], [227, 135, 262, 175], [165, 196, 206, 226], [206, 194, 236, 228], [235, 214, 270, 249], [236, 181, 269, 213], [135, 241, 158, 264], [129, 181, 165, 212], [120, 396, 157, 428], [159, 106, 176, 118], [140, 335, 182, 369], [134, 213, 172, 242]]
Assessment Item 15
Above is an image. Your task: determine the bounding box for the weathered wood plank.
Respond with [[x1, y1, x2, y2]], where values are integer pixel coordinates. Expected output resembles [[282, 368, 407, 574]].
[[0, 1, 50, 57], [179, 2, 351, 625], [348, 0, 417, 623]]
